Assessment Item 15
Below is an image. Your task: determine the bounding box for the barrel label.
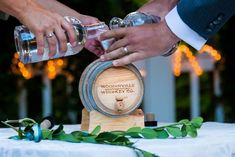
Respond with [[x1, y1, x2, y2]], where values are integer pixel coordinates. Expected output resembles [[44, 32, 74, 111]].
[[100, 83, 135, 94]]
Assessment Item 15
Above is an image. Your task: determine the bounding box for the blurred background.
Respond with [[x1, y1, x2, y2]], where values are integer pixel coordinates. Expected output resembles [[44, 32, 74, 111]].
[[0, 0, 234, 126]]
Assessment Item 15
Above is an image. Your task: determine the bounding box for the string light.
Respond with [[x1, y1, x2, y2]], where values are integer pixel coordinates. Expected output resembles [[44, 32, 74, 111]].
[[11, 53, 67, 80], [46, 59, 65, 80], [199, 45, 221, 61], [173, 48, 182, 77], [11, 53, 33, 79], [173, 44, 221, 77], [182, 45, 203, 76]]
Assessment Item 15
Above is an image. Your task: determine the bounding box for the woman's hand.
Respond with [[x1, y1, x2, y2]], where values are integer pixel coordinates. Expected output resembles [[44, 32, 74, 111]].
[[18, 2, 76, 57]]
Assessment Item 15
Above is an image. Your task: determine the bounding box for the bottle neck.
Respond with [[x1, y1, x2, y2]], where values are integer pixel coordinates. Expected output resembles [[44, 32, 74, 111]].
[[83, 22, 109, 39]]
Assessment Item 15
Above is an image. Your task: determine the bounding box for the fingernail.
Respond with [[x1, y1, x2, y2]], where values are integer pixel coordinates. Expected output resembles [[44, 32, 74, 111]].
[[113, 61, 118, 66], [100, 55, 105, 61], [37, 50, 43, 56], [72, 42, 77, 47]]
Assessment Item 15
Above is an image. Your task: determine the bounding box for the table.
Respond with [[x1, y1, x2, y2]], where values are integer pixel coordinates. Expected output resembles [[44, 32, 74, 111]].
[[1, 122, 235, 157]]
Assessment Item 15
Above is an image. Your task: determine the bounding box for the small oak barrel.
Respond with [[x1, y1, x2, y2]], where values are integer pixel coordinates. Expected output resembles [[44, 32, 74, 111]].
[[79, 60, 144, 117]]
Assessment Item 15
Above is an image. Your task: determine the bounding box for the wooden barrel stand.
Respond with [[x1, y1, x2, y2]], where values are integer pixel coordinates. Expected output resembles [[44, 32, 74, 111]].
[[81, 108, 144, 132]]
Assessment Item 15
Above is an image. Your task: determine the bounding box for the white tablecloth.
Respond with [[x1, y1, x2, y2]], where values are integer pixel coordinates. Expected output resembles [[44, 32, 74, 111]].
[[0, 122, 235, 157]]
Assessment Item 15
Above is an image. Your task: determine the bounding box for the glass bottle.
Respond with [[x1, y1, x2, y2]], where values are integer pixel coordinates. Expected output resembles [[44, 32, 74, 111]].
[[109, 11, 161, 29], [14, 16, 109, 64]]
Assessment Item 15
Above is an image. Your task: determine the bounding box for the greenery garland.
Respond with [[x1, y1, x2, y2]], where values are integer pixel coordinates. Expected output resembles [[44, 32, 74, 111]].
[[2, 117, 203, 157]]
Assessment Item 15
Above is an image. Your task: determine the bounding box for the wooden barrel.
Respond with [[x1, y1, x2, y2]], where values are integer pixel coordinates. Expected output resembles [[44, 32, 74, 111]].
[[79, 60, 144, 117]]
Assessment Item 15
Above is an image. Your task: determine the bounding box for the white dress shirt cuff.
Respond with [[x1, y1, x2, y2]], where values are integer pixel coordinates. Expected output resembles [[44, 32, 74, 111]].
[[165, 6, 207, 50]]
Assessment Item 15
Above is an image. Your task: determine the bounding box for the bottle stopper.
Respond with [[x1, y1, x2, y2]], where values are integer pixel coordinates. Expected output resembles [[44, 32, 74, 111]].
[[145, 112, 157, 127], [40, 116, 55, 129]]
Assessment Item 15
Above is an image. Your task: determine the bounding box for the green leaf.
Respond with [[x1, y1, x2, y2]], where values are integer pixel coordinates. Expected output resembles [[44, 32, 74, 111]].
[[127, 127, 142, 133], [52, 124, 64, 136], [21, 121, 33, 127], [82, 136, 97, 143], [141, 128, 157, 139], [187, 130, 197, 138], [110, 131, 125, 136], [155, 130, 169, 139], [191, 117, 203, 128], [71, 131, 89, 137], [125, 132, 142, 138], [112, 136, 132, 146], [186, 125, 196, 132], [24, 125, 33, 132], [91, 125, 101, 135], [142, 151, 158, 157], [42, 129, 53, 140], [186, 125, 197, 138], [18, 127, 23, 138], [178, 119, 190, 125], [95, 132, 118, 143], [126, 127, 142, 138], [166, 126, 182, 138], [181, 125, 187, 137], [113, 136, 129, 142], [53, 133, 80, 142]]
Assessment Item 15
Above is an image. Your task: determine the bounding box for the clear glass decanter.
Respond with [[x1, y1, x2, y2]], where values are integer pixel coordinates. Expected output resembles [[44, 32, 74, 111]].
[[109, 11, 161, 29], [14, 16, 109, 64]]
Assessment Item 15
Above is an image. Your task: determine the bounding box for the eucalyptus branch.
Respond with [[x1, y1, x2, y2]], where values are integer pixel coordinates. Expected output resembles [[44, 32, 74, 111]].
[[127, 145, 159, 157], [3, 119, 20, 124], [19, 118, 36, 124], [1, 121, 18, 132], [1, 118, 37, 136], [2, 116, 203, 157]]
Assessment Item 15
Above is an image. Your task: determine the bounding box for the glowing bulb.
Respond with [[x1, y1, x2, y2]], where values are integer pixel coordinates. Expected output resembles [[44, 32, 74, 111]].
[[56, 59, 64, 66]]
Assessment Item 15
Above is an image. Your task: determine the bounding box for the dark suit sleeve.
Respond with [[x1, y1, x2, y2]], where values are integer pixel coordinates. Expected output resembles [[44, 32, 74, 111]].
[[177, 0, 235, 40]]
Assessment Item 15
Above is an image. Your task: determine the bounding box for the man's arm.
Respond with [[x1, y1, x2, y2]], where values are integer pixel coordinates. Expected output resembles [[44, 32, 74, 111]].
[[98, 0, 235, 66], [166, 0, 235, 50], [177, 0, 235, 40]]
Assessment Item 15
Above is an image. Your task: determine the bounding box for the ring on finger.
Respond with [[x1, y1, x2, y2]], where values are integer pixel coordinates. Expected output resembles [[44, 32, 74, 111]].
[[123, 46, 130, 55], [46, 32, 54, 38]]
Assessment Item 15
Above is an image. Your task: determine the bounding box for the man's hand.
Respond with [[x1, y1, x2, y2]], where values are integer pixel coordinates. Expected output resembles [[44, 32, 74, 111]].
[[99, 20, 180, 66]]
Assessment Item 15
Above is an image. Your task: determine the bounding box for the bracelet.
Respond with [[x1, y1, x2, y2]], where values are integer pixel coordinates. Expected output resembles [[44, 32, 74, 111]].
[[161, 41, 181, 57]]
